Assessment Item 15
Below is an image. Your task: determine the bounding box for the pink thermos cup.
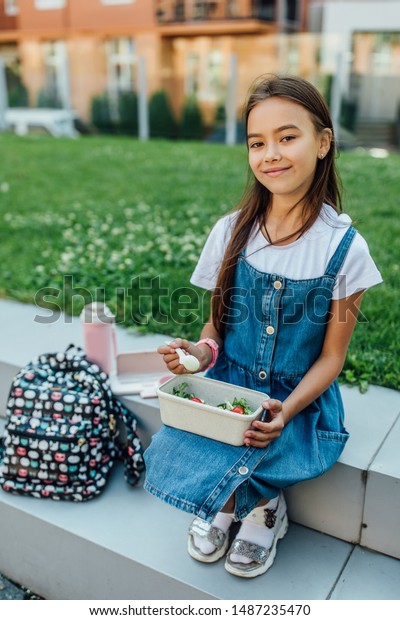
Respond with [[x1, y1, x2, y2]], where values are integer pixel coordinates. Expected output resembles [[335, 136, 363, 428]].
[[81, 302, 117, 375]]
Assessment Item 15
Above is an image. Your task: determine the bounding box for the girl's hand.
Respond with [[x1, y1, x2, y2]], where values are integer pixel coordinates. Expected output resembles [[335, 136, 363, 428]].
[[243, 399, 285, 448], [157, 338, 207, 375]]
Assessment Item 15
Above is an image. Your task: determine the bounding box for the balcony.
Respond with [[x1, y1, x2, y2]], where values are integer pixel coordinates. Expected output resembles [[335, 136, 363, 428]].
[[155, 0, 280, 36], [156, 1, 276, 25]]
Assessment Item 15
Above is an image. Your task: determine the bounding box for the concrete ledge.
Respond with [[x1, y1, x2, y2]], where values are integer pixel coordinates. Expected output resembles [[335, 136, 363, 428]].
[[0, 465, 354, 600], [361, 415, 400, 559], [285, 462, 365, 544], [330, 546, 400, 600], [285, 385, 400, 546]]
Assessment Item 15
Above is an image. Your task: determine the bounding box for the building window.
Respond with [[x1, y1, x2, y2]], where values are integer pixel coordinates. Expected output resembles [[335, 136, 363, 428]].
[[40, 41, 71, 109], [194, 2, 218, 20], [371, 33, 400, 75], [101, 0, 135, 5], [286, 0, 298, 23], [186, 52, 200, 97], [175, 1, 185, 21], [106, 37, 136, 120], [35, 0, 66, 9], [227, 1, 240, 18], [4, 0, 19, 15], [252, 0, 275, 21], [285, 37, 299, 72], [186, 49, 223, 102], [204, 49, 223, 101]]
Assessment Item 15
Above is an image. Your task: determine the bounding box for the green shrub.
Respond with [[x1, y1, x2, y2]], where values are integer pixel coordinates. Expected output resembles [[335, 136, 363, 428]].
[[91, 93, 114, 134], [149, 90, 178, 139], [8, 82, 29, 107], [340, 98, 358, 132], [5, 67, 29, 107], [214, 102, 226, 124], [118, 91, 138, 136], [180, 97, 204, 140]]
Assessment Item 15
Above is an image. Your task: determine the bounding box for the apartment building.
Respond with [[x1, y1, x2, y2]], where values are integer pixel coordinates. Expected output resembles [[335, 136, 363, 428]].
[[3, 0, 399, 144], [308, 1, 400, 145], [0, 1, 318, 125], [0, 0, 160, 120], [310, 2, 400, 115]]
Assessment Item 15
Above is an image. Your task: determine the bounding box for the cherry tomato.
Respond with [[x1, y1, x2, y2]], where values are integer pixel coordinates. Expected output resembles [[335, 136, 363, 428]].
[[189, 397, 203, 403], [232, 406, 245, 414]]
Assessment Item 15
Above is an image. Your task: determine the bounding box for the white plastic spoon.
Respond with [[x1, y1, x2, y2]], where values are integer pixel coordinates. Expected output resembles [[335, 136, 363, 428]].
[[165, 341, 200, 372]]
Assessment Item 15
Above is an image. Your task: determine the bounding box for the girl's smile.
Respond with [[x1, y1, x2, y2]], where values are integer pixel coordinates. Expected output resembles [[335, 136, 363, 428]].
[[262, 166, 291, 177], [247, 97, 331, 208]]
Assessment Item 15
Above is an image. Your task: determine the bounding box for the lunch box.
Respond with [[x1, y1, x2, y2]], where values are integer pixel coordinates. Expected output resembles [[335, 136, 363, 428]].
[[157, 374, 268, 446]]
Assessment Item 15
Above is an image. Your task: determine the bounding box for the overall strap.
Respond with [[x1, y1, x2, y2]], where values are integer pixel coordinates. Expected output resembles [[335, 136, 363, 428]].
[[324, 226, 357, 278]]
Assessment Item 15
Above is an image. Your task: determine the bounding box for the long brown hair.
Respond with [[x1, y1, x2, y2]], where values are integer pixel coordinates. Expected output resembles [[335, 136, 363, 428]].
[[212, 74, 343, 335]]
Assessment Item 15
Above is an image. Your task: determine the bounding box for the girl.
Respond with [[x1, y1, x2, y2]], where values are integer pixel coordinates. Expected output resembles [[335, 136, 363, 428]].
[[144, 74, 382, 578]]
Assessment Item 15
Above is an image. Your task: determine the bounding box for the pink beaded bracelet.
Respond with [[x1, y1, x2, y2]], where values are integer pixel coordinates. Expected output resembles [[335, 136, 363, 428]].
[[196, 338, 219, 370]]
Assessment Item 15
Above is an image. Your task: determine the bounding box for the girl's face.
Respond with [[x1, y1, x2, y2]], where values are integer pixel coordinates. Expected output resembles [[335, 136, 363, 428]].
[[247, 97, 332, 207]]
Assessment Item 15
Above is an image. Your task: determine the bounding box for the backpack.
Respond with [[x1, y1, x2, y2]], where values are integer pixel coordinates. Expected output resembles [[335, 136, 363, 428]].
[[0, 346, 145, 501]]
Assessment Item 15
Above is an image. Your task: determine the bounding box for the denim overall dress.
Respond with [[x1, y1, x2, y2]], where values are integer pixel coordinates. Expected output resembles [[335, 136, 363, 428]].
[[144, 226, 356, 522]]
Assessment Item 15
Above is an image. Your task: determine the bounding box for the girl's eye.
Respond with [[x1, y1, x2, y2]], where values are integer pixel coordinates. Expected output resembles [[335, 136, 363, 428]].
[[281, 135, 295, 143], [249, 142, 263, 149]]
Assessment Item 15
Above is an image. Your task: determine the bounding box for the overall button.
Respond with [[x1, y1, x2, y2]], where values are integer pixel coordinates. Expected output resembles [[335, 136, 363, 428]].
[[273, 280, 282, 290], [238, 466, 249, 476], [266, 325, 275, 335], [258, 370, 267, 380]]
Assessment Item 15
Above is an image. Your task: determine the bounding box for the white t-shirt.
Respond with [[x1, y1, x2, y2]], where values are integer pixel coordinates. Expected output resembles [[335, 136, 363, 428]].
[[190, 204, 382, 299]]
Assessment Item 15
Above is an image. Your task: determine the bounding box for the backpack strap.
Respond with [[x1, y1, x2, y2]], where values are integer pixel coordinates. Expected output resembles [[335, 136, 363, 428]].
[[113, 400, 145, 487], [76, 351, 145, 487], [75, 353, 145, 487]]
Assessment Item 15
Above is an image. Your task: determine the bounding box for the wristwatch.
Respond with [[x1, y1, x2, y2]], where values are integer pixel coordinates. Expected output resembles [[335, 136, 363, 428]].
[[195, 338, 219, 370]]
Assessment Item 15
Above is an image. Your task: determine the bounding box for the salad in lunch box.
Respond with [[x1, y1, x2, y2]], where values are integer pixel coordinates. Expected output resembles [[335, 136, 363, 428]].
[[172, 382, 254, 415]]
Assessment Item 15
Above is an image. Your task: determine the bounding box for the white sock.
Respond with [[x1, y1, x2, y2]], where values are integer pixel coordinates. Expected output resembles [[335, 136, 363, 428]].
[[194, 511, 234, 555], [230, 496, 279, 565]]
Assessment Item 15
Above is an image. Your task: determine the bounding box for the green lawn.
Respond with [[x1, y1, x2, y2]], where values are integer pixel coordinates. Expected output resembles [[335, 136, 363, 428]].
[[0, 133, 398, 391]]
